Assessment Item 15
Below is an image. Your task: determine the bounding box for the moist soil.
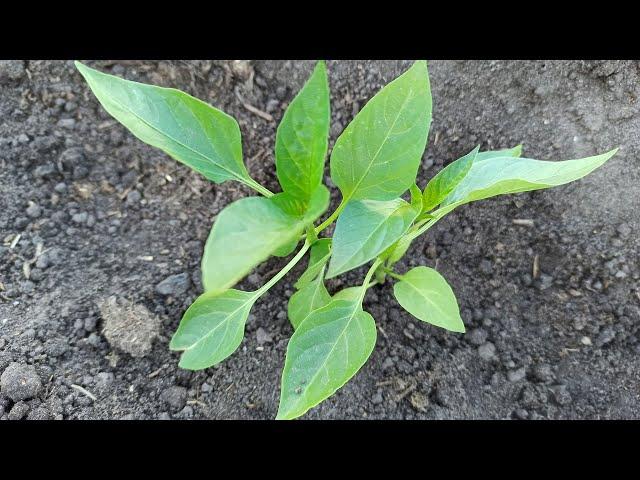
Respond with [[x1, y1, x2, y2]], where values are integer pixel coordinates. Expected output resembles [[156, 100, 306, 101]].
[[1, 60, 639, 420]]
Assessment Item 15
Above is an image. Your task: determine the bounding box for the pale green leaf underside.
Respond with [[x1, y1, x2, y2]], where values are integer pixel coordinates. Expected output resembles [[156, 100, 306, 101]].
[[433, 149, 618, 219], [275, 61, 330, 204], [170, 289, 256, 370], [202, 196, 307, 294], [327, 198, 420, 278], [75, 61, 252, 186], [393, 266, 464, 333], [287, 266, 332, 330], [422, 146, 479, 212], [294, 238, 332, 289], [330, 60, 432, 202], [277, 299, 376, 420]]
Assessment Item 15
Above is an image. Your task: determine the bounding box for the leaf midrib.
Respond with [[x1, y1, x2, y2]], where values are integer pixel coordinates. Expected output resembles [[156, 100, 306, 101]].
[[341, 85, 415, 203], [92, 78, 248, 185]]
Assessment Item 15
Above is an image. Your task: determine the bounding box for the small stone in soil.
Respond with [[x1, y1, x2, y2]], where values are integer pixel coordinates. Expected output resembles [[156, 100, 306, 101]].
[[0, 362, 42, 401], [155, 273, 191, 296], [99, 296, 161, 358]]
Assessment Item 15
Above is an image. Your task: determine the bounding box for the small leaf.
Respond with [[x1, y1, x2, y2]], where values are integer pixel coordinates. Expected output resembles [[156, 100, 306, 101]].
[[330, 60, 432, 202], [277, 299, 376, 420], [422, 146, 479, 212], [75, 61, 258, 189], [170, 289, 257, 370], [392, 266, 464, 333], [287, 267, 332, 329], [202, 196, 306, 294], [327, 198, 420, 278], [434, 149, 618, 218], [275, 61, 330, 204], [294, 238, 332, 289], [332, 286, 364, 302]]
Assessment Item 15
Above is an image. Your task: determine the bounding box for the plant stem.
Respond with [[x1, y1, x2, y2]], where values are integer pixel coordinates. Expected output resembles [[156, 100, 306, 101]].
[[255, 241, 311, 297], [381, 267, 403, 281], [314, 198, 347, 234], [244, 178, 274, 198], [358, 258, 383, 305]]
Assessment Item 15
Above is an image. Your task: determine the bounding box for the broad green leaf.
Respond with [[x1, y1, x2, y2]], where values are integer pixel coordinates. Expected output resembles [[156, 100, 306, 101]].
[[392, 266, 464, 333], [433, 149, 618, 219], [330, 60, 432, 202], [327, 198, 420, 278], [294, 238, 332, 289], [275, 61, 330, 204], [332, 286, 364, 302], [287, 266, 332, 329], [170, 289, 257, 370], [422, 146, 479, 212], [475, 144, 522, 161], [75, 61, 259, 189], [270, 185, 330, 258], [277, 299, 376, 420], [202, 196, 307, 293], [271, 184, 330, 221]]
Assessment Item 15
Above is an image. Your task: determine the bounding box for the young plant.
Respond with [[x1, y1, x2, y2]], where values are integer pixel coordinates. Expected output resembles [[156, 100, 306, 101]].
[[76, 60, 617, 420]]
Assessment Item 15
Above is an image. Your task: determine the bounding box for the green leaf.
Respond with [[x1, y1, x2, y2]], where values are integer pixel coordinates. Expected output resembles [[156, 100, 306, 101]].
[[277, 299, 376, 420], [170, 289, 257, 370], [75, 61, 262, 191], [422, 146, 479, 212], [434, 149, 618, 218], [202, 196, 307, 294], [327, 198, 420, 278], [332, 286, 364, 302], [475, 144, 522, 161], [271, 184, 330, 221], [294, 238, 332, 289], [287, 267, 332, 329], [275, 61, 330, 204], [392, 266, 464, 333], [330, 60, 432, 202]]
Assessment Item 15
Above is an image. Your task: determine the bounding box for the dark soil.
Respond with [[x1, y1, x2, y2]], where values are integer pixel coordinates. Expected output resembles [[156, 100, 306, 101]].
[[1, 60, 639, 420]]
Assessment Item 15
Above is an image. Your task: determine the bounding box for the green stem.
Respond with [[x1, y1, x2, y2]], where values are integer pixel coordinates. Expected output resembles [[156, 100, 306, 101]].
[[358, 258, 383, 305], [244, 177, 274, 198], [255, 241, 311, 297], [314, 198, 347, 234], [382, 267, 403, 281]]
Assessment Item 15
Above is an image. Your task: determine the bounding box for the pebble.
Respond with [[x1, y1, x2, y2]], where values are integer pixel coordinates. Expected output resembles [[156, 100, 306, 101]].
[[532, 364, 554, 383], [100, 296, 161, 358], [467, 328, 488, 346], [95, 372, 115, 390], [580, 336, 592, 346], [0, 362, 42, 401], [34, 164, 57, 179], [616, 223, 631, 238], [8, 401, 29, 420], [596, 327, 616, 347], [72, 212, 88, 224], [54, 182, 67, 193], [160, 386, 187, 411], [550, 385, 572, 406], [507, 367, 526, 383], [256, 327, 272, 345], [478, 342, 497, 361], [155, 273, 191, 296], [26, 202, 42, 218], [126, 190, 142, 204]]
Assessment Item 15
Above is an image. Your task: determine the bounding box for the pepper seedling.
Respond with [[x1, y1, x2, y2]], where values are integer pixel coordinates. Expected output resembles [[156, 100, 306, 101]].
[[76, 60, 617, 420]]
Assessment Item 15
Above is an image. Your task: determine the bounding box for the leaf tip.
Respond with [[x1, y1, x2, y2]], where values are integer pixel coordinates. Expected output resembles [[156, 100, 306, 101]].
[[513, 144, 524, 157]]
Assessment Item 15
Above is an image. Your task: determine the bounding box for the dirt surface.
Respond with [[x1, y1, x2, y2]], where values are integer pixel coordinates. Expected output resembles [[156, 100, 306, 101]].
[[1, 60, 639, 420]]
